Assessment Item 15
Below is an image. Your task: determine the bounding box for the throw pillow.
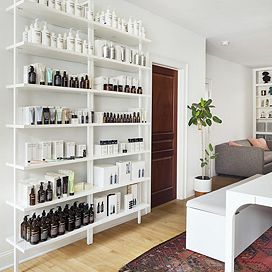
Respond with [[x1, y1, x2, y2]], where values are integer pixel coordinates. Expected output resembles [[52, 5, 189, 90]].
[[228, 141, 242, 147], [248, 138, 269, 151]]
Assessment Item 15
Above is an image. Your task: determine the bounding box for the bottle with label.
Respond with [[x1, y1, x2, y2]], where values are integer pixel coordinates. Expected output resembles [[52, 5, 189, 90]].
[[56, 177, 62, 199], [69, 76, 75, 88], [58, 215, 66, 235], [74, 208, 81, 229], [62, 71, 68, 87], [85, 75, 90, 89], [80, 77, 85, 88], [51, 32, 57, 48], [82, 205, 90, 226], [40, 217, 48, 242], [30, 220, 40, 245], [57, 34, 64, 50], [109, 43, 116, 59], [23, 26, 29, 42], [49, 216, 59, 238], [46, 181, 53, 201], [66, 0, 75, 15], [28, 66, 37, 84], [90, 204, 94, 223], [112, 10, 117, 28], [67, 28, 75, 51], [75, 77, 79, 88], [105, 8, 112, 26], [21, 215, 28, 240], [74, 0, 82, 17], [75, 30, 82, 53], [54, 71, 62, 86], [41, 22, 51, 47], [102, 43, 110, 58], [100, 11, 106, 24], [66, 211, 75, 231], [55, 0, 62, 11], [38, 182, 46, 203], [32, 19, 42, 44], [29, 186, 36, 206]]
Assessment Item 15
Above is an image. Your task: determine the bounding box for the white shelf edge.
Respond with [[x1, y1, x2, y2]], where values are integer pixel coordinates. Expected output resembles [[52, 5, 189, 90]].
[[93, 123, 151, 127], [6, 178, 150, 212], [256, 83, 272, 87], [6, 203, 150, 253], [92, 90, 151, 98], [256, 131, 272, 135], [94, 150, 150, 160]]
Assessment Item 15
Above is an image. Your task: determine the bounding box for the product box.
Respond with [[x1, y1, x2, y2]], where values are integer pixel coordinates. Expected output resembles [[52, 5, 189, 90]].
[[94, 144, 108, 157], [116, 161, 131, 183], [139, 139, 145, 151], [94, 196, 107, 220], [74, 182, 85, 193], [131, 161, 145, 180], [135, 141, 140, 152], [107, 144, 113, 155], [94, 40, 106, 57], [94, 164, 118, 187], [119, 142, 127, 153], [112, 191, 121, 213], [76, 144, 87, 158], [52, 140, 64, 160], [19, 106, 35, 125], [124, 193, 134, 211], [127, 142, 135, 153], [127, 184, 138, 206], [113, 143, 119, 155], [64, 142, 76, 159], [18, 178, 38, 206], [107, 194, 118, 216], [94, 112, 104, 123], [41, 141, 52, 161]]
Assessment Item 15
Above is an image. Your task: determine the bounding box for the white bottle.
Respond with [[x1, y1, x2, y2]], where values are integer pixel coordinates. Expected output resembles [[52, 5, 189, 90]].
[[100, 11, 106, 25], [83, 40, 88, 55], [127, 18, 134, 34], [28, 24, 33, 42], [50, 32, 57, 48], [57, 34, 64, 49], [62, 0, 66, 12], [67, 28, 75, 51], [32, 19, 42, 44], [75, 30, 82, 53], [133, 20, 138, 36], [74, 0, 82, 17], [48, 0, 55, 9], [22, 26, 29, 42], [66, 0, 75, 15], [63, 32, 67, 49], [39, 0, 48, 6], [121, 18, 126, 32], [105, 8, 112, 26], [95, 12, 100, 22], [117, 18, 122, 31], [55, 0, 62, 11], [41, 22, 51, 46], [141, 27, 146, 38], [112, 10, 117, 29]]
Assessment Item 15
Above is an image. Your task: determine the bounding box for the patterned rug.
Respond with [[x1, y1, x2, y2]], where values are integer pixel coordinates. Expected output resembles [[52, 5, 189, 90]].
[[120, 228, 272, 272]]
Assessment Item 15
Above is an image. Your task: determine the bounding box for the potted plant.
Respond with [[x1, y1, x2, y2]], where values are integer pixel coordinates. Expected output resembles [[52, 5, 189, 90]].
[[188, 98, 222, 196]]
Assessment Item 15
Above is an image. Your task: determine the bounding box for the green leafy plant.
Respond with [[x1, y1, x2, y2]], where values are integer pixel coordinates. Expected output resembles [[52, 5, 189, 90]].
[[188, 98, 222, 179]]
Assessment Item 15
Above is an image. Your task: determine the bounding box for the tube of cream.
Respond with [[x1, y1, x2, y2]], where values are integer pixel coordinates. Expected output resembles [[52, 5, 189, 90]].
[[35, 106, 43, 125], [63, 108, 70, 124], [46, 67, 53, 86], [49, 107, 56, 124], [56, 107, 63, 124], [40, 64, 46, 85]]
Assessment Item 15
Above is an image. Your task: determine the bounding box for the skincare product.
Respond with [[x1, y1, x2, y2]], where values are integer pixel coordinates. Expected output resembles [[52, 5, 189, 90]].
[[46, 181, 53, 201], [102, 43, 110, 58], [41, 22, 51, 47], [66, 0, 75, 15], [67, 28, 75, 51], [29, 186, 36, 206], [28, 66, 37, 84], [52, 140, 64, 160], [59, 169, 75, 196], [35, 106, 43, 125], [38, 182, 46, 203], [64, 142, 76, 159], [30, 221, 40, 245], [23, 26, 29, 42], [46, 67, 53, 85], [32, 19, 42, 44], [57, 34, 64, 49], [54, 70, 62, 86], [55, 0, 62, 11], [76, 144, 87, 158], [49, 107, 56, 124], [74, 0, 82, 17], [50, 32, 57, 48], [28, 24, 33, 42], [62, 71, 68, 87], [109, 43, 116, 59], [56, 107, 63, 124], [42, 107, 50, 125], [62, 176, 69, 197]]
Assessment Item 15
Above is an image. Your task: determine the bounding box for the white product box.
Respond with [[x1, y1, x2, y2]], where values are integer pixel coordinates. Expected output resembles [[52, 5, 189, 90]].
[[74, 182, 85, 193], [116, 161, 131, 183], [52, 140, 64, 160], [113, 144, 119, 155], [45, 172, 61, 199], [107, 144, 113, 155], [94, 40, 106, 57], [94, 144, 108, 157], [131, 160, 145, 180], [94, 164, 119, 187], [41, 141, 52, 161], [128, 184, 138, 205], [19, 106, 35, 125], [18, 178, 37, 206], [94, 112, 104, 123], [64, 142, 76, 159], [126, 76, 132, 86], [94, 76, 109, 85], [94, 196, 107, 220], [119, 142, 127, 153], [23, 65, 29, 84], [76, 144, 87, 158], [135, 141, 140, 152], [113, 191, 121, 213], [140, 140, 145, 151], [107, 194, 118, 216], [127, 142, 135, 153], [124, 193, 134, 210]]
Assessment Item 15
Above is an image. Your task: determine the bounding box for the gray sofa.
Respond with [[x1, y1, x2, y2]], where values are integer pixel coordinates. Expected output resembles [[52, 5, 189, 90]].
[[215, 139, 272, 177]]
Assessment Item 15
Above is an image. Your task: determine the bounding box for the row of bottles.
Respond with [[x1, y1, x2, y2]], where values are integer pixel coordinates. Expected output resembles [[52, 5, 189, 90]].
[[21, 202, 94, 245]]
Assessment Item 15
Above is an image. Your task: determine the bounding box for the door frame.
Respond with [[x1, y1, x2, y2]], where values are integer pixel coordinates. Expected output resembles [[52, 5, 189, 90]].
[[151, 54, 189, 200]]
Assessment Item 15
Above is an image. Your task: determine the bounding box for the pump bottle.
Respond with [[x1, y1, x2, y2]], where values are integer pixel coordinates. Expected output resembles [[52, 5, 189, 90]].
[[32, 19, 42, 44], [75, 30, 82, 53], [41, 22, 51, 47]]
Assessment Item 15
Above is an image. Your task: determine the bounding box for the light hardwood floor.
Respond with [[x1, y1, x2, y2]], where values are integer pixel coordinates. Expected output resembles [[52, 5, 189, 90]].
[[6, 200, 187, 272]]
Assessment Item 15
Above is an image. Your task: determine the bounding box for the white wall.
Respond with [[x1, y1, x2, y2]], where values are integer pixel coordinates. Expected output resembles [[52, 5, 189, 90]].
[[0, 0, 206, 269], [206, 54, 252, 146]]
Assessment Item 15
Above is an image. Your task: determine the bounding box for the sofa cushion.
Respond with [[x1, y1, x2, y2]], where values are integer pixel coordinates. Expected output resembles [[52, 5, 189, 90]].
[[234, 140, 251, 147], [264, 151, 272, 164], [186, 175, 262, 216]]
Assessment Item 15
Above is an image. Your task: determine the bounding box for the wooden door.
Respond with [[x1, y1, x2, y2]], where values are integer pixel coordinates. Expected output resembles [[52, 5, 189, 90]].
[[152, 65, 178, 208]]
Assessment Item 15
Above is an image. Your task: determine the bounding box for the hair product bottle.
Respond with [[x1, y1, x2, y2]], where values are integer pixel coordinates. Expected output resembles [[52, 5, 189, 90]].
[[30, 220, 40, 245], [38, 182, 46, 203], [46, 181, 53, 201], [54, 71, 62, 86], [21, 215, 28, 240], [29, 186, 36, 206], [28, 66, 36, 84]]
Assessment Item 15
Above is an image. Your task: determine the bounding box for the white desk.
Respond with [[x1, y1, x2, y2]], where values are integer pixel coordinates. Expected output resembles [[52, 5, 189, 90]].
[[225, 174, 272, 272]]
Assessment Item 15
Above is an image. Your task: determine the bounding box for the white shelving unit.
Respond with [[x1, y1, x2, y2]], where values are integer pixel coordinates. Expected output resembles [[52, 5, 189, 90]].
[[253, 67, 272, 138], [6, 1, 151, 271]]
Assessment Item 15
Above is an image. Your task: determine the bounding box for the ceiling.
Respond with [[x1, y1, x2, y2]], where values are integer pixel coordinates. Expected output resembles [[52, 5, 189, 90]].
[[125, 0, 272, 68]]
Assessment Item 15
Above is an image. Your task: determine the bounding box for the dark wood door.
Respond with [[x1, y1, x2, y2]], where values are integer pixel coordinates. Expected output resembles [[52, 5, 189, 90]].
[[151, 65, 178, 208]]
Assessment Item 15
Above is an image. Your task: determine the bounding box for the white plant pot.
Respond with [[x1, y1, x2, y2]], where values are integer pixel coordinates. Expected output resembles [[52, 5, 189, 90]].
[[194, 176, 212, 193]]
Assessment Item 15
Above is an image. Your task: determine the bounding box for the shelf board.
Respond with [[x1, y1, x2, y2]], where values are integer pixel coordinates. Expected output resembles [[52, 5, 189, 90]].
[[6, 178, 150, 213], [7, 42, 88, 64], [93, 122, 151, 127], [93, 55, 150, 73], [93, 21, 151, 46], [6, 0, 89, 32], [6, 84, 91, 94], [6, 157, 90, 170], [92, 90, 150, 99], [6, 203, 149, 253], [94, 150, 150, 160], [256, 131, 272, 135], [6, 124, 89, 129], [256, 95, 272, 98], [256, 107, 272, 110], [256, 83, 272, 87]]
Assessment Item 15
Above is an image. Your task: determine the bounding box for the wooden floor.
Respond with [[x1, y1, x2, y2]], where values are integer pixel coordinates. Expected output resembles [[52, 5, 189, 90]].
[[6, 200, 187, 272]]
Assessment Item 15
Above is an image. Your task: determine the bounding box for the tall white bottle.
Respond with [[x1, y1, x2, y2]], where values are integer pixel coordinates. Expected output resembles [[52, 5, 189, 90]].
[[41, 22, 51, 47], [67, 28, 75, 51], [23, 26, 29, 42], [75, 30, 82, 53], [32, 19, 42, 44], [28, 24, 33, 42]]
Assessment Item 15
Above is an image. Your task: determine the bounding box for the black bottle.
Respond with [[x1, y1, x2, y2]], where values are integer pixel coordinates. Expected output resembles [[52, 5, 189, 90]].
[[97, 202, 100, 214], [75, 77, 79, 88], [62, 176, 69, 197], [62, 71, 68, 87], [40, 217, 49, 242], [109, 113, 113, 123], [58, 215, 66, 235], [133, 112, 137, 123], [113, 114, 116, 123], [124, 85, 130, 93], [29, 186, 35, 206], [38, 182, 46, 203], [85, 75, 90, 89], [56, 177, 62, 199], [90, 204, 94, 224], [80, 77, 85, 89], [26, 219, 31, 242], [131, 86, 136, 94], [54, 70, 62, 86], [66, 211, 75, 232], [21, 215, 28, 240], [49, 216, 59, 238], [46, 181, 53, 202], [103, 113, 107, 123], [117, 114, 120, 123], [28, 65, 36, 84], [101, 201, 104, 213], [30, 220, 40, 245], [74, 208, 81, 229], [69, 77, 75, 88], [106, 112, 110, 123], [137, 112, 141, 123], [82, 205, 90, 226], [137, 86, 143, 94], [43, 107, 50, 125]]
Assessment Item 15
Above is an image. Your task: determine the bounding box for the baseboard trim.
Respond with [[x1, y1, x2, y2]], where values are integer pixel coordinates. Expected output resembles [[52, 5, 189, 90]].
[[0, 211, 147, 271]]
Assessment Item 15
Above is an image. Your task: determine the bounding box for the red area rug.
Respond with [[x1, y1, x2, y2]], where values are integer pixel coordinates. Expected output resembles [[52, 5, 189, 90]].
[[120, 228, 272, 272]]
